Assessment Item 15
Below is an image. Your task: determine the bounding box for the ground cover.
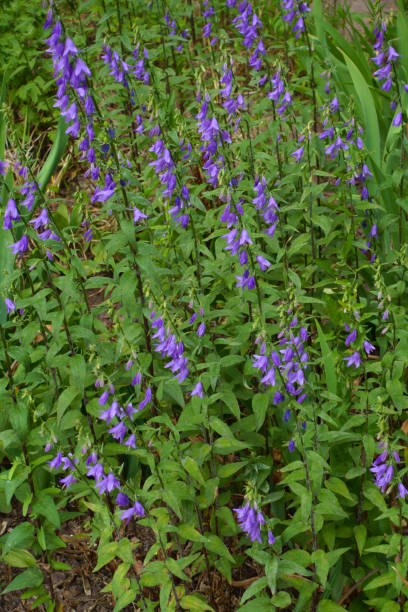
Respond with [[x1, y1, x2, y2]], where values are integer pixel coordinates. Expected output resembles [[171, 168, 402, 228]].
[[1, 0, 408, 610]]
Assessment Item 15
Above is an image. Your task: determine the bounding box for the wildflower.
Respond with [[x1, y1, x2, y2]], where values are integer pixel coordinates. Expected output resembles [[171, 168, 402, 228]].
[[345, 329, 357, 346], [393, 112, 402, 127], [363, 340, 375, 354], [5, 298, 16, 314], [343, 351, 361, 368], [60, 474, 76, 489], [8, 235, 29, 256], [116, 492, 130, 507], [256, 255, 271, 271], [289, 440, 295, 452], [120, 500, 145, 524], [398, 483, 408, 499], [197, 322, 206, 337], [233, 502, 262, 544], [0, 160, 8, 175], [98, 391, 110, 406], [87, 463, 104, 480], [267, 530, 275, 544], [191, 381, 204, 398], [95, 472, 120, 495], [131, 372, 142, 385], [133, 207, 148, 223], [48, 452, 63, 470], [291, 146, 304, 162], [124, 434, 137, 449], [388, 46, 400, 62], [108, 421, 127, 443]]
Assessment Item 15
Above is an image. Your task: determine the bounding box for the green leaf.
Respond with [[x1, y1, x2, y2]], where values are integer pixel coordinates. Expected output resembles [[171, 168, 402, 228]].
[[265, 557, 278, 595], [31, 494, 61, 529], [364, 572, 394, 591], [209, 416, 234, 439], [3, 549, 37, 568], [178, 524, 205, 543], [341, 52, 380, 167], [32, 115, 69, 215], [56, 386, 80, 424], [317, 601, 347, 612], [3, 522, 35, 554], [353, 524, 366, 556], [325, 477, 353, 501], [271, 591, 291, 608], [180, 594, 215, 610], [204, 534, 235, 563], [213, 437, 249, 454], [113, 587, 137, 612], [94, 541, 120, 572], [316, 322, 337, 394], [166, 557, 190, 581], [2, 568, 43, 594], [217, 461, 248, 479], [182, 456, 205, 486], [312, 550, 329, 588], [252, 393, 268, 431], [241, 577, 268, 604]]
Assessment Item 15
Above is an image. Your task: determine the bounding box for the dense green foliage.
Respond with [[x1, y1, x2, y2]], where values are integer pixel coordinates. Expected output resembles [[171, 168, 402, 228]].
[[1, 0, 408, 610]]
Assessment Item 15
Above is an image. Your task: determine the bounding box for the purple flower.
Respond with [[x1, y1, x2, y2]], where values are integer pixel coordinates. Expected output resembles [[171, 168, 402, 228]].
[[30, 208, 50, 229], [233, 502, 263, 544], [133, 207, 148, 223], [343, 351, 361, 369], [48, 452, 63, 470], [398, 483, 408, 499], [87, 463, 104, 480], [132, 372, 142, 385], [60, 474, 77, 489], [8, 235, 29, 256], [289, 440, 295, 452], [267, 530, 275, 544], [124, 434, 137, 449], [197, 322, 206, 337], [0, 160, 9, 176], [291, 146, 304, 162], [5, 298, 16, 314], [345, 329, 357, 347], [99, 401, 120, 424], [95, 472, 120, 495], [191, 381, 203, 398], [393, 112, 402, 127], [98, 391, 110, 406], [120, 500, 145, 524], [256, 255, 271, 271], [108, 421, 127, 443], [388, 46, 400, 62], [363, 340, 375, 355], [116, 492, 130, 507]]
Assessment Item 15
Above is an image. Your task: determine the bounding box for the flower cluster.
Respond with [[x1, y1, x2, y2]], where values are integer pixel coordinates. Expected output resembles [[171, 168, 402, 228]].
[[48, 447, 145, 522], [150, 310, 189, 383], [342, 320, 375, 369], [202, 0, 217, 45], [267, 71, 292, 117], [253, 176, 279, 247], [370, 446, 408, 498], [195, 94, 227, 188], [233, 500, 275, 545], [219, 62, 245, 130], [164, 10, 189, 52], [281, 0, 310, 39], [253, 319, 309, 406]]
